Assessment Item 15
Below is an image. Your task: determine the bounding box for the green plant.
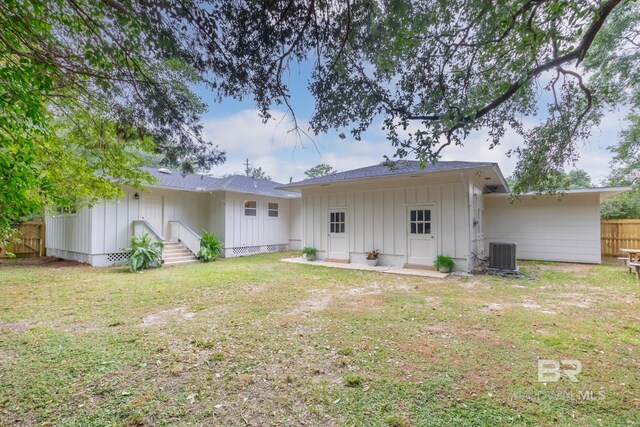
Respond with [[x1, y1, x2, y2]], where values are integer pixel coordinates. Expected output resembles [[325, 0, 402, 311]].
[[302, 247, 317, 257], [123, 233, 164, 272], [197, 231, 223, 262], [366, 249, 379, 260], [344, 374, 363, 387], [434, 255, 454, 271]]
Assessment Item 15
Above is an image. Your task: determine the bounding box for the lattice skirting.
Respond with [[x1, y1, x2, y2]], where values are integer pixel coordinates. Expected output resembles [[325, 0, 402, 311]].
[[106, 252, 131, 263], [228, 243, 288, 257]]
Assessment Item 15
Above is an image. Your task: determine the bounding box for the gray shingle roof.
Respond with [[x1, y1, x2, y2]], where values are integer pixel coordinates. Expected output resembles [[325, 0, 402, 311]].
[[141, 167, 298, 198], [281, 160, 497, 187]]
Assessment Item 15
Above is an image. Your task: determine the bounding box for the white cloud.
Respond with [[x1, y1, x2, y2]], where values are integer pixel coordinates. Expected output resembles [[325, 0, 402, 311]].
[[202, 109, 302, 156], [203, 107, 625, 185]]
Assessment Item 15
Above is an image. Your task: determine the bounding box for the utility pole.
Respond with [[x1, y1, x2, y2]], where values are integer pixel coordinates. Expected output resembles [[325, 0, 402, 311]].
[[243, 158, 251, 176]]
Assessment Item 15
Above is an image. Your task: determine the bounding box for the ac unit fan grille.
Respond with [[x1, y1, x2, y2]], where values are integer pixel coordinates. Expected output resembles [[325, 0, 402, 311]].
[[489, 242, 517, 271]]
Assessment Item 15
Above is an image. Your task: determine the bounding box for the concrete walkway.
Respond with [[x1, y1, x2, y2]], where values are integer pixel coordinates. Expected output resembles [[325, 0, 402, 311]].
[[281, 258, 449, 279]]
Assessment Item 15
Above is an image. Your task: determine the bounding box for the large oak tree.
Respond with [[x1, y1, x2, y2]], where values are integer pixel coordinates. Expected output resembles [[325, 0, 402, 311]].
[[2, 0, 639, 241]]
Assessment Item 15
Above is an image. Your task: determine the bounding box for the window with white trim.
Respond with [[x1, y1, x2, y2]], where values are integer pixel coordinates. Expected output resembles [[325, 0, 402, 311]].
[[409, 209, 431, 234], [56, 205, 78, 216], [329, 211, 346, 233], [244, 200, 257, 216], [267, 202, 279, 218]]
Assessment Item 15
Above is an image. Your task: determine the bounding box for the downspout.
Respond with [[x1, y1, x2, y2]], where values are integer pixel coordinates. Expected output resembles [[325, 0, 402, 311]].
[[460, 172, 473, 273]]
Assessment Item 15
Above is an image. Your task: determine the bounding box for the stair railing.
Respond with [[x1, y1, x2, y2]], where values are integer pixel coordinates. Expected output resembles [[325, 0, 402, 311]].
[[168, 221, 201, 256]]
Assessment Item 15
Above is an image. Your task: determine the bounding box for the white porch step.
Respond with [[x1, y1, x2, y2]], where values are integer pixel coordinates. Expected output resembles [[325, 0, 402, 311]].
[[163, 241, 198, 266], [164, 258, 199, 266]]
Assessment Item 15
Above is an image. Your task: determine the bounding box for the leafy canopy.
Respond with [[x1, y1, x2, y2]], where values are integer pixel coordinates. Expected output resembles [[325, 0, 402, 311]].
[[304, 164, 337, 179]]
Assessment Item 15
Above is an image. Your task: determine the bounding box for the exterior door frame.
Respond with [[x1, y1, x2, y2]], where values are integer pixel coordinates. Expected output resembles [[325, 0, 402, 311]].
[[326, 207, 350, 261], [139, 194, 164, 237], [405, 202, 439, 267]]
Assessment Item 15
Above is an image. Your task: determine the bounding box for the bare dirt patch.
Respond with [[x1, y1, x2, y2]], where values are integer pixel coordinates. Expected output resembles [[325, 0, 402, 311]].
[[141, 306, 197, 327], [287, 290, 332, 316], [0, 319, 32, 333], [0, 256, 87, 268], [537, 263, 593, 273]]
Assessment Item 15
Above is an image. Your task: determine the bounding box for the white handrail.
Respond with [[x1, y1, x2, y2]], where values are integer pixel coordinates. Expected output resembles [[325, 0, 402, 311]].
[[132, 220, 166, 242], [168, 220, 201, 255]]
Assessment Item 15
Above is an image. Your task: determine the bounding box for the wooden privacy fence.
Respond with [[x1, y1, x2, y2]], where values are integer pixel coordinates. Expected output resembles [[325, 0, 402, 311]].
[[0, 221, 45, 258], [601, 219, 640, 256]]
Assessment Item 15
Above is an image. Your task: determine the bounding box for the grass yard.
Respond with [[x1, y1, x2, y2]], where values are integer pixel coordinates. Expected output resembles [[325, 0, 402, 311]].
[[0, 253, 639, 426]]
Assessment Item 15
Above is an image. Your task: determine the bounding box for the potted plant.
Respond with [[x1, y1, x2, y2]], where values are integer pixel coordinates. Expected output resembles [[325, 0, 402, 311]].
[[434, 255, 454, 273], [366, 249, 380, 266], [302, 247, 317, 261]]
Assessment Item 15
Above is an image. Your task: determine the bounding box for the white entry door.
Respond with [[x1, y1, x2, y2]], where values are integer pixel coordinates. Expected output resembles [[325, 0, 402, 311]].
[[140, 195, 164, 235], [407, 205, 437, 266], [327, 208, 349, 261]]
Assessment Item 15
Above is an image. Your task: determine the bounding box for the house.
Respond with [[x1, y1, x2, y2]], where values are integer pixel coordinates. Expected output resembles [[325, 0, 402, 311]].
[[45, 168, 301, 266], [281, 161, 629, 271]]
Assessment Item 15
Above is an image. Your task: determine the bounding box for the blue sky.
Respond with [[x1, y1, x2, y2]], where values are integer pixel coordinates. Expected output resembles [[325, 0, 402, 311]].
[[197, 66, 623, 185]]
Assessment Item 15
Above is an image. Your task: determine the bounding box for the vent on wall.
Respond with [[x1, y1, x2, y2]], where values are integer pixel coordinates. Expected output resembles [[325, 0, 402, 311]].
[[488, 242, 517, 271]]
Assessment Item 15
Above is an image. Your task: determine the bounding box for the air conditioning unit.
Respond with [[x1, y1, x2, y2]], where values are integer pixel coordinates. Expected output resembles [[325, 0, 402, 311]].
[[488, 242, 517, 272]]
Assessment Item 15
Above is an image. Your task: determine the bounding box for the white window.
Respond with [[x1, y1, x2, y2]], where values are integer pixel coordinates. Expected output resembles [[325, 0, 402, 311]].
[[329, 211, 346, 233], [56, 205, 78, 216], [244, 200, 257, 216], [268, 202, 279, 218], [409, 209, 431, 234]]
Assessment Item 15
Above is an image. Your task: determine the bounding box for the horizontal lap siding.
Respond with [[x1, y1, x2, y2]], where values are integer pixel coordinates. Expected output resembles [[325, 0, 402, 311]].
[[301, 182, 467, 259], [484, 194, 601, 263]]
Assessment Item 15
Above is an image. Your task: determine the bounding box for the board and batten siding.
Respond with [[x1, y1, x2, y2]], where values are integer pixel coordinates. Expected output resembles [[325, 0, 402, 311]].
[[45, 205, 92, 257], [484, 193, 602, 263], [302, 181, 468, 265], [90, 187, 216, 256], [288, 198, 302, 250], [224, 193, 293, 254]]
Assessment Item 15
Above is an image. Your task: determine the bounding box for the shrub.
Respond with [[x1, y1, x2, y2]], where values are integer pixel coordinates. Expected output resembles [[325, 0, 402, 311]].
[[302, 247, 317, 257], [197, 231, 223, 262], [434, 255, 455, 271], [123, 233, 164, 272]]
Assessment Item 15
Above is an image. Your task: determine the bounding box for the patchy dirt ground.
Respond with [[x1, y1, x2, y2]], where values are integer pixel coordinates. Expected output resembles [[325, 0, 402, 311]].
[[0, 254, 639, 426]]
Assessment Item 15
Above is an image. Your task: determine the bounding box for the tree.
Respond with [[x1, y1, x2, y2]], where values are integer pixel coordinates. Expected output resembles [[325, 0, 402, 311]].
[[250, 167, 272, 181], [4, 0, 640, 240], [304, 164, 337, 179], [564, 170, 593, 189], [1, 0, 226, 239], [600, 117, 640, 219]]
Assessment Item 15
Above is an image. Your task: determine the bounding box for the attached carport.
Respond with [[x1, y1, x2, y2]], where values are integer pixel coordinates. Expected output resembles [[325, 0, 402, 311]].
[[484, 187, 630, 264]]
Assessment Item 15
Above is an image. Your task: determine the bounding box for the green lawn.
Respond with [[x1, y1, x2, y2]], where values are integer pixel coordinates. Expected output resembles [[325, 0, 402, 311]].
[[0, 253, 639, 426]]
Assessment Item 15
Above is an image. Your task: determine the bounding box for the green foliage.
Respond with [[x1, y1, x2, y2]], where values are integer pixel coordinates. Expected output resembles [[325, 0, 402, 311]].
[[304, 164, 337, 179], [0, 228, 23, 259], [434, 255, 454, 271], [123, 233, 164, 272], [601, 189, 640, 219], [366, 249, 379, 260], [302, 247, 317, 257], [0, 0, 226, 239], [563, 170, 593, 189], [250, 167, 271, 180], [343, 374, 363, 388], [197, 231, 223, 262]]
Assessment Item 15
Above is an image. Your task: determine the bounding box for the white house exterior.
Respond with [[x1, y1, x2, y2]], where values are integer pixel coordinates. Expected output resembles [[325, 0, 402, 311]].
[[281, 161, 629, 272], [484, 188, 626, 264], [46, 168, 301, 266]]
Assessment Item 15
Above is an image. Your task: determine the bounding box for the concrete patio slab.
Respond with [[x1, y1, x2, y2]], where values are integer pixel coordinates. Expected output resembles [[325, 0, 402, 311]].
[[281, 258, 449, 279]]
